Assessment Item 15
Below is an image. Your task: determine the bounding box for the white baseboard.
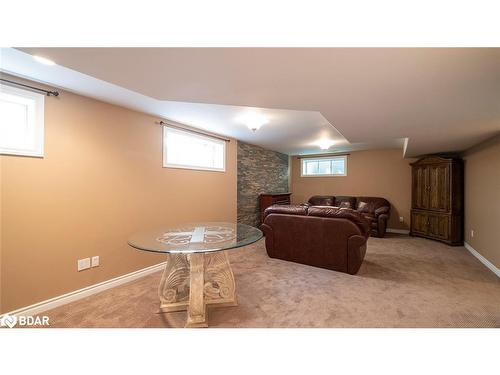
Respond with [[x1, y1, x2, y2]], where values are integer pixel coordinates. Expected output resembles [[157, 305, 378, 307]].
[[386, 228, 410, 235], [1, 261, 167, 318], [464, 242, 500, 278]]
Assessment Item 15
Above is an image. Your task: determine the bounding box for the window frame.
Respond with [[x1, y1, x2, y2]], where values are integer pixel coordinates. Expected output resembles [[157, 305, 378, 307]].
[[162, 125, 226, 172], [300, 155, 348, 177], [0, 84, 45, 158]]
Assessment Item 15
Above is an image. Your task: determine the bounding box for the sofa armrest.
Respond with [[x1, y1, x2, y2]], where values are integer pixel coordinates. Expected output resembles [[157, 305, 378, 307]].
[[261, 223, 275, 256], [376, 214, 389, 237], [377, 213, 389, 221], [374, 206, 390, 217], [347, 234, 367, 274]]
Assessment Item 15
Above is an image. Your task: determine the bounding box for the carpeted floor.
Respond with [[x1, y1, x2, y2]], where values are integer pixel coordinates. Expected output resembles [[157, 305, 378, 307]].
[[41, 235, 500, 328]]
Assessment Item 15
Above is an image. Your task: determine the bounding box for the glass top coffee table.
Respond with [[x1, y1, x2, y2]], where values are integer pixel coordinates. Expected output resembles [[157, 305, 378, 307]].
[[128, 222, 262, 327]]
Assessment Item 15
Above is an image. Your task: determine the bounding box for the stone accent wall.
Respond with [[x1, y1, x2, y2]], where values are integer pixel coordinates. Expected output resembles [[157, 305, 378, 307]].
[[237, 141, 289, 227]]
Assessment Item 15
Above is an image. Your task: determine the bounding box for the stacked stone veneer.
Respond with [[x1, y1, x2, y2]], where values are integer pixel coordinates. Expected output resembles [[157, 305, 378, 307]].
[[237, 141, 289, 227]]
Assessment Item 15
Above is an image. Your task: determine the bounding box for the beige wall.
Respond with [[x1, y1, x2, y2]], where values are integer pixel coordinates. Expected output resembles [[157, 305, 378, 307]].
[[463, 134, 500, 268], [290, 149, 413, 230], [0, 81, 237, 313]]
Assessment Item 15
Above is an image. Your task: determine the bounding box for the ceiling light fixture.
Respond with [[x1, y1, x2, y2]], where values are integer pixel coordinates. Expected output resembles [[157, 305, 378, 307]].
[[237, 112, 268, 132], [33, 55, 56, 66], [315, 139, 336, 150]]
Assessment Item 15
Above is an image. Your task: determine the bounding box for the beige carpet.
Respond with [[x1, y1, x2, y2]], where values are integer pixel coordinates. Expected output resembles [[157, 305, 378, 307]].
[[41, 235, 500, 328]]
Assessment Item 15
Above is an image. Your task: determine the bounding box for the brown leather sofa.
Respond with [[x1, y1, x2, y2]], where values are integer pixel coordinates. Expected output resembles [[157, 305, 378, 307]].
[[306, 196, 390, 237], [261, 205, 370, 275]]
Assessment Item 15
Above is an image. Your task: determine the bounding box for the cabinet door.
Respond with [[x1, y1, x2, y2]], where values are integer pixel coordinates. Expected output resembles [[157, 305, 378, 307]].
[[411, 211, 429, 235], [412, 211, 450, 240], [428, 164, 450, 212], [413, 166, 430, 209], [427, 213, 450, 240]]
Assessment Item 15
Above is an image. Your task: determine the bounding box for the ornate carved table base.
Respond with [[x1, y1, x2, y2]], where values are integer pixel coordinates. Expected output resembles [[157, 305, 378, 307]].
[[158, 251, 237, 328]]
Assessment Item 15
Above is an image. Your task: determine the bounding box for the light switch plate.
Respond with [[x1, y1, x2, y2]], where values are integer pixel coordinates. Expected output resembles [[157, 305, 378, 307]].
[[78, 258, 91, 271], [91, 256, 100, 268]]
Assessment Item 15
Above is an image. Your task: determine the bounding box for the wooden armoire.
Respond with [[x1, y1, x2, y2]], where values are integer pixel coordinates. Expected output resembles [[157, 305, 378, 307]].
[[410, 156, 463, 245]]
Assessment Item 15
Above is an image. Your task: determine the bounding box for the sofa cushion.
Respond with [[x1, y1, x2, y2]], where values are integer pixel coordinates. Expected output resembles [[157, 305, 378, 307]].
[[356, 197, 390, 214], [307, 206, 370, 236], [307, 195, 335, 206], [307, 206, 342, 217], [356, 200, 371, 213], [263, 204, 308, 221], [334, 196, 356, 209]]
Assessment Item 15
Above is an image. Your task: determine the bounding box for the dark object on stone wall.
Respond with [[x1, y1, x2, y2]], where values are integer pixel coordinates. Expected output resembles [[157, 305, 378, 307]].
[[259, 193, 292, 225]]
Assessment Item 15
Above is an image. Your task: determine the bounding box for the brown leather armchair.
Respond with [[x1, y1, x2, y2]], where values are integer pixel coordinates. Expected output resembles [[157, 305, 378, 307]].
[[261, 205, 369, 275], [307, 195, 391, 237], [355, 197, 391, 238]]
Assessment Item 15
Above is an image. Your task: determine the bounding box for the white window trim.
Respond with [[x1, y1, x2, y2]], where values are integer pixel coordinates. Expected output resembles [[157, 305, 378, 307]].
[[300, 155, 348, 177], [162, 125, 226, 172], [0, 84, 45, 158]]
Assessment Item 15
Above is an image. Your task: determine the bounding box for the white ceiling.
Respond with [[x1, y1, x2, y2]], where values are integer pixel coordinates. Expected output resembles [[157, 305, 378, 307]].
[[3, 48, 500, 157]]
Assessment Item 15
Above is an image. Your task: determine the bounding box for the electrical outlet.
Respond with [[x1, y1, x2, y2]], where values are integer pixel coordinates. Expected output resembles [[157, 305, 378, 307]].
[[91, 256, 100, 268], [78, 258, 91, 271], [399, 216, 404, 223], [471, 230, 474, 238]]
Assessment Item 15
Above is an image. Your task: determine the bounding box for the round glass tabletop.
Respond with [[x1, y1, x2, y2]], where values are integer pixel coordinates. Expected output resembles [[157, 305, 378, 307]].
[[128, 222, 263, 254]]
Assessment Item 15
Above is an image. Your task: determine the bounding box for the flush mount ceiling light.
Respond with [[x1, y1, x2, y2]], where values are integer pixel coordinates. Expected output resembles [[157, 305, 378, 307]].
[[237, 112, 268, 132], [33, 55, 56, 66], [315, 139, 336, 150]]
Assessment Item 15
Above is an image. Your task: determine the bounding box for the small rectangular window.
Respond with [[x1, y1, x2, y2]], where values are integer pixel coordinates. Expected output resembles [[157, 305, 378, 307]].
[[163, 126, 226, 172], [0, 84, 45, 157], [301, 155, 347, 177]]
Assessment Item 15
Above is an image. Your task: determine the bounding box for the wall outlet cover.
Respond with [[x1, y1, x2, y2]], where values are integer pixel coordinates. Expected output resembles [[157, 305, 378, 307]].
[[78, 258, 91, 271], [91, 256, 100, 267]]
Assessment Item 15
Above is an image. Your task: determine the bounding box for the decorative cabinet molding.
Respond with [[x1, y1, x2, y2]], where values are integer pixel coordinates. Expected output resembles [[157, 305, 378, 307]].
[[410, 156, 463, 245]]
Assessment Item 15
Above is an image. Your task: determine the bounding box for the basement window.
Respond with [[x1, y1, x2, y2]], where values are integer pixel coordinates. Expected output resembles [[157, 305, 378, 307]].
[[301, 155, 347, 177], [0, 84, 45, 157], [163, 125, 226, 172]]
